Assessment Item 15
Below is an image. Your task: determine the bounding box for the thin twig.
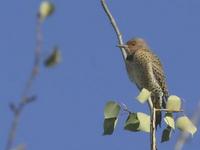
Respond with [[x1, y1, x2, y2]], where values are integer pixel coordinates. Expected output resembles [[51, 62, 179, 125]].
[[121, 103, 131, 114], [155, 109, 183, 113], [100, 0, 127, 60], [175, 102, 200, 150], [5, 16, 43, 150]]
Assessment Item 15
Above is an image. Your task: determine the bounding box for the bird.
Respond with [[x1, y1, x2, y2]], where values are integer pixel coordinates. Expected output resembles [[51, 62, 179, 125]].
[[118, 38, 169, 128]]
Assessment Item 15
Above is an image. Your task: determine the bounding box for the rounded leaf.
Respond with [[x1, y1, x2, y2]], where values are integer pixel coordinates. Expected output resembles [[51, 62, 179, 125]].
[[176, 116, 197, 136], [166, 95, 181, 111], [137, 112, 150, 132], [44, 47, 61, 67], [164, 113, 175, 129], [103, 118, 118, 135], [124, 113, 140, 132], [161, 126, 172, 143], [136, 88, 151, 104], [104, 101, 121, 119]]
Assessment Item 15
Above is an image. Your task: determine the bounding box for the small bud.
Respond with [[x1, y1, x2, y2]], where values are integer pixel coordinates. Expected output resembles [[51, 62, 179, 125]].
[[39, 1, 55, 21]]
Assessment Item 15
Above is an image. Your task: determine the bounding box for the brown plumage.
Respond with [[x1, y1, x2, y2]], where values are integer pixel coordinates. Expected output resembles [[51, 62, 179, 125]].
[[120, 38, 168, 128]]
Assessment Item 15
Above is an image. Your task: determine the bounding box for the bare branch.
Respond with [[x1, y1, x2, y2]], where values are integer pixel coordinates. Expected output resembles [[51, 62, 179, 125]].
[[5, 16, 43, 150], [100, 0, 127, 60]]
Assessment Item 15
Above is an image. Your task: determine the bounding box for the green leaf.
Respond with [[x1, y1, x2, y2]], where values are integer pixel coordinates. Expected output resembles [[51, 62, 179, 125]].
[[164, 113, 175, 129], [103, 118, 118, 135], [136, 88, 151, 104], [161, 126, 172, 143], [103, 101, 121, 135], [104, 101, 121, 119], [124, 112, 150, 133], [124, 113, 140, 132], [44, 47, 61, 67], [176, 116, 197, 136], [39, 1, 55, 20], [137, 112, 150, 133], [166, 95, 181, 111]]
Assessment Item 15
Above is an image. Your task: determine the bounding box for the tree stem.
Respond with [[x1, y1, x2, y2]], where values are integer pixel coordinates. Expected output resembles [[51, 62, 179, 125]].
[[5, 16, 43, 150], [148, 98, 157, 150]]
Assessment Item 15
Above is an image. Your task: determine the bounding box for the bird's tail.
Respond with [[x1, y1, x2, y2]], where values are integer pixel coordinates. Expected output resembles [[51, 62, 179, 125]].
[[152, 93, 168, 129]]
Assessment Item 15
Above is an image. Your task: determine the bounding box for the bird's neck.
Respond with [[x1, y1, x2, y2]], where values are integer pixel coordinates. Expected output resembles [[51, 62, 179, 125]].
[[126, 48, 149, 61]]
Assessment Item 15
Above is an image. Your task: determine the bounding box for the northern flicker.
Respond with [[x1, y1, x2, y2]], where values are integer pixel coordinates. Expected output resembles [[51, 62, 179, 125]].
[[119, 38, 169, 127]]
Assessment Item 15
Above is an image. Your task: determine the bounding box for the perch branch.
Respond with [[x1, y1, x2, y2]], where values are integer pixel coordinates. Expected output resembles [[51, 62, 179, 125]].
[[100, 0, 127, 60], [148, 98, 157, 150], [5, 16, 43, 150]]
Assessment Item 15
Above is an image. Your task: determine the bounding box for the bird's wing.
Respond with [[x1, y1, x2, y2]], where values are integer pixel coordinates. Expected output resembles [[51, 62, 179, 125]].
[[151, 52, 169, 106], [134, 49, 168, 99], [134, 50, 163, 128], [133, 49, 161, 91], [152, 54, 169, 108]]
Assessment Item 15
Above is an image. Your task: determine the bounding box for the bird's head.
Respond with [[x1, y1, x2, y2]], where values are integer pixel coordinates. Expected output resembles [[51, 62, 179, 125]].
[[118, 38, 148, 55]]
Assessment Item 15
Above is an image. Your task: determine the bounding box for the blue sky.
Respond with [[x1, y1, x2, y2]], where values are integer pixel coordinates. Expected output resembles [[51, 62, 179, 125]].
[[0, 0, 200, 150]]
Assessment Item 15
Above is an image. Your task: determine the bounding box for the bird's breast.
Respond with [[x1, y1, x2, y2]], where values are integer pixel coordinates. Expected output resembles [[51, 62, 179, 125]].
[[125, 60, 145, 89]]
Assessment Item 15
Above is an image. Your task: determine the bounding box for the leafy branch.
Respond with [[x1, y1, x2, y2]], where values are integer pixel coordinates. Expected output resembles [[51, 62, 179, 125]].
[[103, 89, 197, 150], [100, 1, 197, 150]]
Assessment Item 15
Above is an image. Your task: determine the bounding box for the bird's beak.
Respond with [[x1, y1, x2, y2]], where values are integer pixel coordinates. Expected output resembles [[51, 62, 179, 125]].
[[117, 44, 128, 49]]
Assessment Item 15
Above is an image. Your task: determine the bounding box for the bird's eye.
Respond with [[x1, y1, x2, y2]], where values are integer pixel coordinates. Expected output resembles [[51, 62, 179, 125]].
[[131, 41, 136, 46]]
